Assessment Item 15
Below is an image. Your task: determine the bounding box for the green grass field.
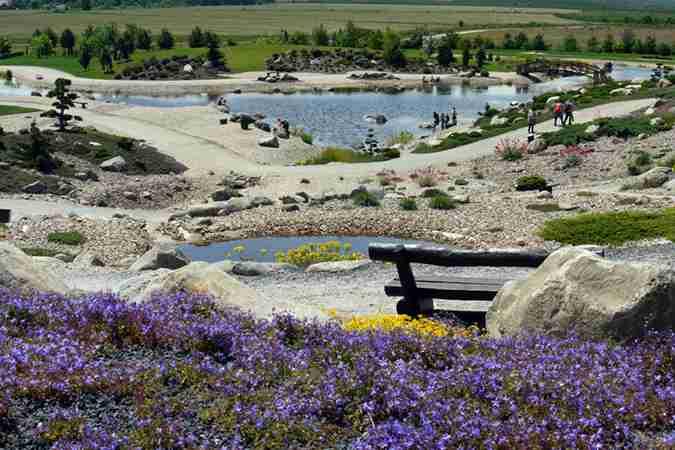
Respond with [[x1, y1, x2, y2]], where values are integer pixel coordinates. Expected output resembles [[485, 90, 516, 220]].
[[0, 105, 40, 116], [0, 4, 581, 43]]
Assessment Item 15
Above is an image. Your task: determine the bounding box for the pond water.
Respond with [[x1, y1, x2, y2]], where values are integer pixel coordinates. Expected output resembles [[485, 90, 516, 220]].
[[178, 235, 435, 263]]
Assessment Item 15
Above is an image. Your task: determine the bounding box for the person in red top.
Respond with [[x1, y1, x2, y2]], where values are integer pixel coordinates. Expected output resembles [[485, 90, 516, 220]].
[[553, 101, 563, 127]]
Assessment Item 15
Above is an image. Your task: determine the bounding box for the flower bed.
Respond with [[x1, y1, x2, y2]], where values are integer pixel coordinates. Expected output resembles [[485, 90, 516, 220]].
[[1, 290, 674, 448]]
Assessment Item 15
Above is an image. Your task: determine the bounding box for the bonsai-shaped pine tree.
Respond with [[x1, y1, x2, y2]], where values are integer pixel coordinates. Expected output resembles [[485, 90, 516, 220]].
[[45, 78, 81, 131], [20, 122, 56, 173]]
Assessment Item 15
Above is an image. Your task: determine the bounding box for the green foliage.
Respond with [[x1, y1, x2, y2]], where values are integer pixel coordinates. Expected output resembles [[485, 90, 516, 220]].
[[300, 132, 313, 145], [413, 142, 434, 153], [46, 78, 79, 131], [526, 203, 564, 213], [421, 188, 447, 198], [31, 34, 54, 58], [429, 195, 456, 210], [454, 178, 468, 186], [189, 26, 206, 48], [542, 124, 593, 147], [19, 247, 62, 257], [515, 175, 548, 191], [352, 190, 380, 207], [311, 24, 330, 47], [539, 208, 675, 245], [436, 35, 455, 66], [47, 231, 85, 246], [0, 36, 11, 57], [59, 29, 76, 56], [300, 148, 387, 165], [18, 122, 57, 173], [158, 28, 175, 50], [387, 130, 414, 146], [627, 150, 653, 175], [399, 197, 418, 211], [382, 29, 406, 68], [0, 105, 39, 116], [382, 147, 400, 159]]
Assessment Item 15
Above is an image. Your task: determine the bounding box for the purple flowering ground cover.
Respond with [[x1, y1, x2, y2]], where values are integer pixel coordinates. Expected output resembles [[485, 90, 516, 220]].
[[0, 289, 674, 449]]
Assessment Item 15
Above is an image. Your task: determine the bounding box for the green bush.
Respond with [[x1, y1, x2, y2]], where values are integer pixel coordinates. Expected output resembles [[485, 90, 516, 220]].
[[382, 147, 401, 159], [20, 247, 62, 257], [526, 203, 563, 213], [300, 148, 380, 165], [627, 151, 653, 175], [399, 197, 418, 211], [387, 131, 415, 146], [300, 132, 313, 145], [542, 124, 593, 147], [516, 175, 548, 191], [596, 117, 661, 140], [118, 137, 134, 151], [539, 208, 675, 245], [429, 195, 456, 210], [413, 143, 434, 153], [47, 231, 85, 246], [454, 178, 468, 186], [352, 191, 380, 207], [421, 188, 447, 198]]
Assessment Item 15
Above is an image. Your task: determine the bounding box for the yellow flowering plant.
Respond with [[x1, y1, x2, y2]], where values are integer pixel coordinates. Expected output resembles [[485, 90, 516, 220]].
[[275, 240, 363, 267]]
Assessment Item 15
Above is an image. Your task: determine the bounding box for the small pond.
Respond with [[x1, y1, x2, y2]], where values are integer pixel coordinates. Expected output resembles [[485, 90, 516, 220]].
[[178, 235, 435, 263]]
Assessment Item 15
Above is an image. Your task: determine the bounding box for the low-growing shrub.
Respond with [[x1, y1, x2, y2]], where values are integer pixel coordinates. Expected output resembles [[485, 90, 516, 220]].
[[386, 130, 415, 146], [413, 142, 433, 153], [539, 208, 675, 245], [341, 314, 453, 337], [381, 147, 401, 159], [300, 148, 380, 164], [543, 124, 593, 147], [118, 137, 134, 151], [421, 188, 447, 198], [563, 154, 582, 169], [19, 247, 62, 257], [495, 138, 526, 161], [627, 150, 653, 175], [516, 175, 548, 191], [411, 167, 444, 187], [352, 190, 380, 207], [526, 203, 564, 213], [399, 197, 418, 211], [429, 195, 456, 210], [47, 231, 84, 246], [454, 178, 468, 186], [275, 240, 363, 266]]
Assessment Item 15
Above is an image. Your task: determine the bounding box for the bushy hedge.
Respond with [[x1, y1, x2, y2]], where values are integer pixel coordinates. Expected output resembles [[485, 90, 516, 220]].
[[1, 290, 674, 448]]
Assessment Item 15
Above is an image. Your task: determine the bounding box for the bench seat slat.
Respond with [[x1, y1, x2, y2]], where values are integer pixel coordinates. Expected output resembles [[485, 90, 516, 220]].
[[435, 300, 493, 312], [385, 277, 506, 301]]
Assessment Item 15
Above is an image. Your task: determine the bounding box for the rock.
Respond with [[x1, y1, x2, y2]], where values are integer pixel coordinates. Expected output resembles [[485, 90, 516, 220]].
[[295, 192, 310, 202], [306, 260, 372, 273], [210, 260, 236, 273], [364, 114, 387, 124], [526, 138, 547, 154], [664, 179, 675, 191], [650, 117, 665, 127], [73, 251, 105, 267], [657, 78, 672, 88], [623, 166, 672, 189], [74, 170, 99, 181], [644, 107, 655, 116], [22, 181, 48, 194], [100, 156, 127, 172], [255, 120, 272, 132], [129, 243, 191, 271], [250, 196, 274, 208], [283, 204, 300, 212], [140, 191, 152, 201], [300, 178, 310, 184], [451, 194, 470, 204], [557, 202, 577, 211], [418, 122, 434, 129], [54, 253, 74, 263], [585, 124, 599, 134], [486, 247, 675, 340], [280, 195, 300, 205], [211, 188, 241, 202], [537, 191, 553, 199], [0, 242, 68, 294], [220, 197, 252, 215], [258, 136, 279, 148], [545, 96, 560, 106], [610, 88, 632, 96], [0, 162, 10, 170], [187, 202, 230, 217], [232, 262, 299, 276], [490, 116, 508, 126], [123, 191, 138, 201]]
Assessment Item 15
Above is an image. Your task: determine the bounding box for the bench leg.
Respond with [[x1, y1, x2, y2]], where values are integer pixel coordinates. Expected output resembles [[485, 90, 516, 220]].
[[396, 298, 433, 317]]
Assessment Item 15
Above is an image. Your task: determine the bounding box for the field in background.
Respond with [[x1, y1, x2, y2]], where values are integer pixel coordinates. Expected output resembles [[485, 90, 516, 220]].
[[0, 4, 581, 42]]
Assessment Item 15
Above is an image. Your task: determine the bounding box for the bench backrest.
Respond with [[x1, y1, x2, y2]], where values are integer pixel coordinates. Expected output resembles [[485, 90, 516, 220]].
[[368, 244, 549, 268], [0, 209, 10, 224]]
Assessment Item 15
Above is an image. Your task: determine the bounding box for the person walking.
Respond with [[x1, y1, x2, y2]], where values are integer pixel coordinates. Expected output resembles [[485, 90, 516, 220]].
[[433, 111, 440, 129], [527, 108, 536, 134], [451, 107, 457, 127], [553, 101, 563, 127], [564, 100, 575, 126]]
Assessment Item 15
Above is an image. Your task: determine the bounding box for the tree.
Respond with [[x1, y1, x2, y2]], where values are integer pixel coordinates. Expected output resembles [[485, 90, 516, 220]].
[[532, 34, 547, 51], [46, 78, 79, 132], [312, 24, 329, 47], [20, 122, 56, 173], [0, 36, 11, 58], [422, 35, 434, 58], [99, 48, 113, 73], [436, 35, 455, 66], [621, 29, 635, 53], [562, 35, 578, 52], [502, 33, 516, 50], [82, 0, 91, 10], [31, 34, 53, 58], [157, 28, 174, 50], [60, 29, 76, 56], [205, 33, 226, 70], [367, 29, 383, 50], [586, 35, 600, 52], [189, 26, 205, 48], [382, 29, 405, 68], [644, 35, 657, 55], [118, 29, 136, 60], [658, 43, 672, 57], [79, 44, 93, 70], [514, 32, 529, 50], [136, 28, 152, 50], [44, 28, 58, 48], [475, 47, 486, 68], [602, 34, 615, 53], [462, 47, 471, 67]]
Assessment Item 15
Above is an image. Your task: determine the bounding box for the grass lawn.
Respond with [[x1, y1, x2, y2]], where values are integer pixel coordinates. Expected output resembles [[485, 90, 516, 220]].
[[0, 105, 40, 116], [539, 208, 675, 245]]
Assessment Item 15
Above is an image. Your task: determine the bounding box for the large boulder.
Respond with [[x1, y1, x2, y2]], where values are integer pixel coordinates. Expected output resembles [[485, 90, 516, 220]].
[[258, 136, 279, 148], [118, 262, 260, 312], [129, 243, 191, 271], [22, 181, 48, 194], [306, 260, 372, 273], [100, 156, 127, 172], [232, 262, 299, 276], [622, 166, 672, 189], [0, 242, 68, 294], [487, 247, 675, 340], [526, 138, 547, 154]]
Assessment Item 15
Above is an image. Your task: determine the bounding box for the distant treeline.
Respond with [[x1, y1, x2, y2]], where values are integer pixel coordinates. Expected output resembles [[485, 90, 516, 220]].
[[14, 0, 272, 9]]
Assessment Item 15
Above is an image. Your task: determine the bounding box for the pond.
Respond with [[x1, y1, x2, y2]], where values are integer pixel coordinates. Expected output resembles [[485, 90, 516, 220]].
[[178, 235, 435, 263]]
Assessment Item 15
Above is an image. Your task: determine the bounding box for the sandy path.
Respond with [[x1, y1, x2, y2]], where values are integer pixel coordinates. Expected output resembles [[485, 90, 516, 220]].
[[1, 65, 528, 96]]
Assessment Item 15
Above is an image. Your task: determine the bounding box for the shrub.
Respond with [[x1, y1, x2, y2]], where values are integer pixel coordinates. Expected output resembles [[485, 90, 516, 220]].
[[539, 208, 675, 245], [421, 188, 447, 198], [47, 231, 84, 246], [563, 154, 582, 169], [386, 131, 415, 146], [454, 178, 468, 186], [382, 147, 401, 159], [118, 137, 134, 151], [275, 240, 363, 266], [543, 124, 593, 147], [495, 138, 526, 161], [516, 175, 548, 191], [399, 197, 418, 211], [300, 132, 313, 145], [19, 247, 62, 257], [300, 148, 380, 164], [429, 195, 456, 210], [352, 190, 380, 207], [411, 167, 444, 187], [526, 203, 564, 213], [417, 175, 437, 187], [627, 151, 653, 175], [413, 142, 433, 153]]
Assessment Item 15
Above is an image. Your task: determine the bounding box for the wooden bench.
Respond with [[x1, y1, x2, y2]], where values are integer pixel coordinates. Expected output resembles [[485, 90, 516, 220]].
[[369, 243, 550, 325], [75, 101, 88, 109]]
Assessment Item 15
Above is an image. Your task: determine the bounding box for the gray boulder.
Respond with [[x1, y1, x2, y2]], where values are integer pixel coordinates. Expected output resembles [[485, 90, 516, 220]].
[[0, 242, 68, 294], [527, 138, 547, 154], [623, 166, 672, 190], [250, 196, 274, 208], [100, 156, 127, 172], [22, 180, 48, 194], [490, 116, 508, 127], [72, 251, 105, 267], [187, 202, 230, 217], [211, 188, 242, 202], [487, 247, 675, 340], [219, 197, 252, 215], [232, 262, 299, 276], [305, 260, 372, 273], [258, 136, 279, 148], [129, 243, 191, 271]]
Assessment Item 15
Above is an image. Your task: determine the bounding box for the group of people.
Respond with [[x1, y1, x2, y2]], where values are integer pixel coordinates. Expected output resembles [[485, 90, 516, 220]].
[[553, 100, 575, 127], [433, 107, 457, 130]]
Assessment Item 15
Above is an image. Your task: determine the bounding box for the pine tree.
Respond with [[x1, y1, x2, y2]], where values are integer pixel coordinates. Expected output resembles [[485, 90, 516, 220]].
[[382, 29, 405, 68], [60, 29, 76, 56], [158, 28, 175, 50], [462, 47, 471, 67], [79, 44, 92, 70], [436, 35, 455, 66], [46, 78, 79, 132]]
